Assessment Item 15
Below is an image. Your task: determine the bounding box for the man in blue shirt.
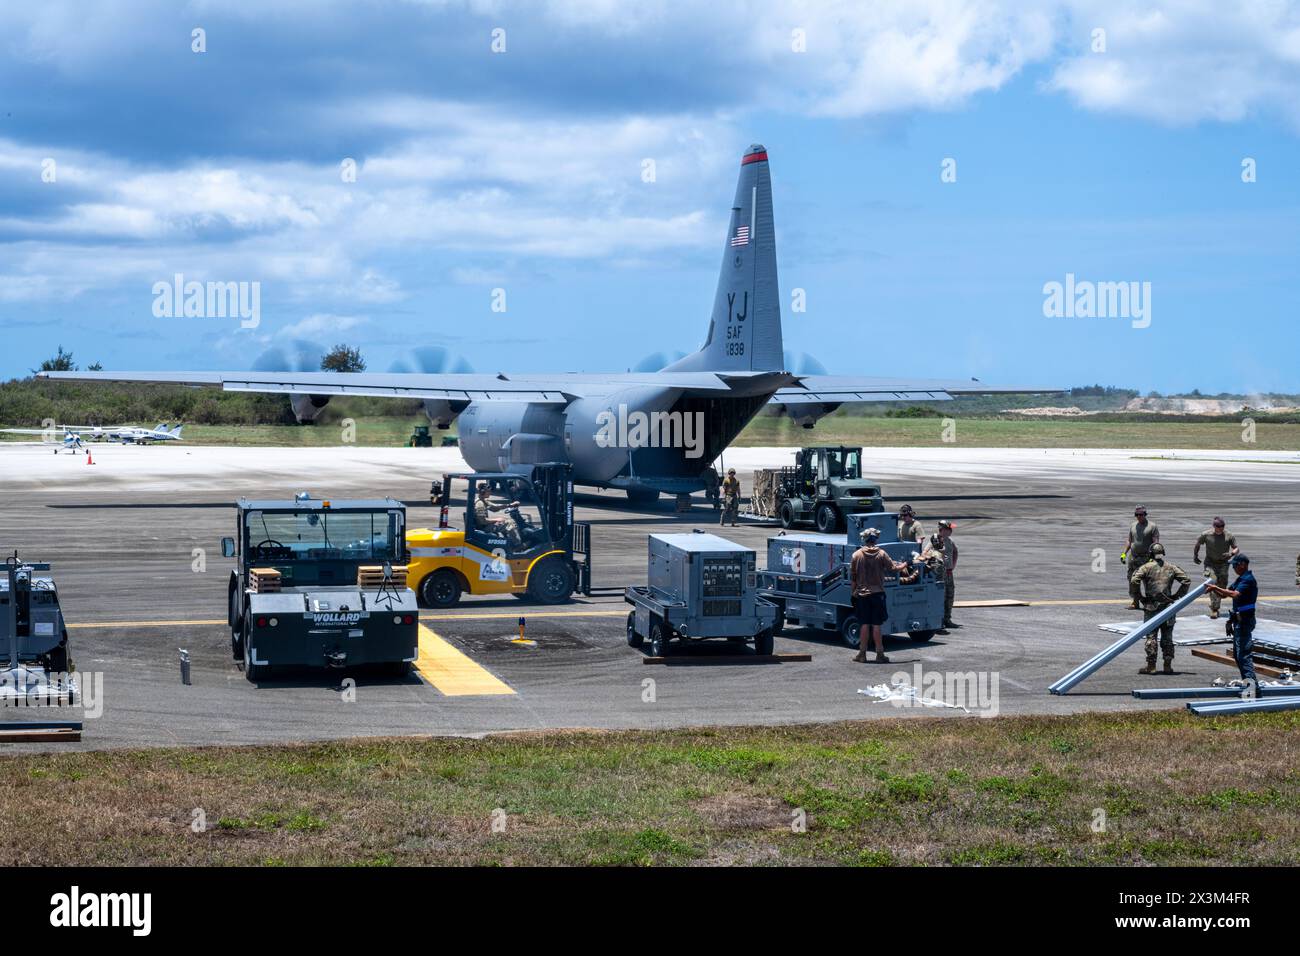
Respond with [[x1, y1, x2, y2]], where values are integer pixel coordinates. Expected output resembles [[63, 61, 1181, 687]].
[[1205, 554, 1258, 685]]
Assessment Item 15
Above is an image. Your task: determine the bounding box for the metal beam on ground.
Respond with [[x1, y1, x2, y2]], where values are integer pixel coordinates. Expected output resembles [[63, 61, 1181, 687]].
[[1187, 696, 1300, 716], [1048, 581, 1209, 695], [1132, 684, 1300, 700]]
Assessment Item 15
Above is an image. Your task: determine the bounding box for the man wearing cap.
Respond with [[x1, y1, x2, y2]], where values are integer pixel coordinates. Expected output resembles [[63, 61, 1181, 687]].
[[935, 520, 958, 629], [1131, 543, 1191, 675], [896, 505, 925, 545], [1192, 517, 1238, 619], [1205, 554, 1259, 687], [1123, 506, 1160, 609], [849, 527, 908, 664], [719, 468, 741, 527]]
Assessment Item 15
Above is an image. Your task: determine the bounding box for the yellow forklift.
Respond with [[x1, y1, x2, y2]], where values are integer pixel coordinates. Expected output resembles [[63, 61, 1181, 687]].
[[407, 463, 591, 608]]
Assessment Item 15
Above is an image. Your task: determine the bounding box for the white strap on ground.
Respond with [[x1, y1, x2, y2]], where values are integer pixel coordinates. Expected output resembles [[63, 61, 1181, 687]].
[[858, 678, 970, 712]]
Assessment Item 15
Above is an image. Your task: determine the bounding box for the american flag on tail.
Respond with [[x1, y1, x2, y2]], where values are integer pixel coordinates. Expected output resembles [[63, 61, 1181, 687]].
[[730, 224, 749, 246]]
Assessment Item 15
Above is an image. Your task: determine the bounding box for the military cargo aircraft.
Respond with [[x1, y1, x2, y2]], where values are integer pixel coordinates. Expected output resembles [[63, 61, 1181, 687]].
[[43, 145, 1053, 503]]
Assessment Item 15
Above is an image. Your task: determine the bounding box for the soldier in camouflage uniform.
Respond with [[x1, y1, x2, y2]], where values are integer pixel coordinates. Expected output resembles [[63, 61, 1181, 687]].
[[1192, 516, 1238, 619], [1123, 505, 1160, 609], [719, 468, 741, 527], [923, 526, 958, 633], [1131, 543, 1191, 675], [896, 505, 925, 545]]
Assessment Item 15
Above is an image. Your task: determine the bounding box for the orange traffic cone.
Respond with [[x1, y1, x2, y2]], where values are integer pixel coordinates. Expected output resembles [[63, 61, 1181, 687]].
[[86, 450, 94, 465]]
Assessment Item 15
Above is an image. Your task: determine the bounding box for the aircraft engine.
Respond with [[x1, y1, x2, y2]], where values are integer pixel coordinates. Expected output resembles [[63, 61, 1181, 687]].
[[457, 402, 567, 472], [422, 398, 469, 430], [290, 394, 331, 424], [776, 401, 841, 429]]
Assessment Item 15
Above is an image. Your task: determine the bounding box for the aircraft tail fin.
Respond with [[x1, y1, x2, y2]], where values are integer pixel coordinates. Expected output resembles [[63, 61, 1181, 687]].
[[666, 143, 784, 374], [170, 425, 183, 439]]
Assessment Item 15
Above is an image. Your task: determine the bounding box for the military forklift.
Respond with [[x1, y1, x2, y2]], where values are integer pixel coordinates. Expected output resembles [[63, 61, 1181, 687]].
[[407, 424, 433, 447], [777, 445, 885, 533], [223, 494, 420, 681], [408, 462, 592, 608]]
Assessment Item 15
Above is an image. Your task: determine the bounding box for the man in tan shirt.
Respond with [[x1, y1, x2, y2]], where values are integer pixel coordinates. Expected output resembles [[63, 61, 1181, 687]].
[[896, 505, 925, 544], [850, 527, 908, 663]]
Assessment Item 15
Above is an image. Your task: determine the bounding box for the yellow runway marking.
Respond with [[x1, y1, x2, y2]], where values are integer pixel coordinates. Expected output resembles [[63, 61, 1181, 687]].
[[415, 624, 514, 697]]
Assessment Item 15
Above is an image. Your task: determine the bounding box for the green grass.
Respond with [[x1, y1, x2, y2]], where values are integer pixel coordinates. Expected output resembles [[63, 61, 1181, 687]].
[[6, 415, 1296, 452], [3, 711, 1300, 866], [736, 415, 1300, 451]]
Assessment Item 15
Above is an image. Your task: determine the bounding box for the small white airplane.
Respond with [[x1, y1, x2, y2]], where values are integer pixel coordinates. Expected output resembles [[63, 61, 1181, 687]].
[[0, 427, 88, 453], [104, 423, 184, 444], [0, 423, 183, 447]]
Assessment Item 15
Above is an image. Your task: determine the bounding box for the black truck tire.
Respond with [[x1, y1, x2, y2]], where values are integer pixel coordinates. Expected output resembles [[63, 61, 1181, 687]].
[[527, 557, 573, 604], [243, 612, 266, 682], [815, 503, 840, 534], [779, 501, 796, 529], [626, 611, 643, 648], [230, 588, 244, 659], [840, 613, 861, 649], [420, 570, 462, 609], [627, 488, 660, 507], [649, 619, 671, 658], [46, 644, 69, 674], [754, 629, 775, 656]]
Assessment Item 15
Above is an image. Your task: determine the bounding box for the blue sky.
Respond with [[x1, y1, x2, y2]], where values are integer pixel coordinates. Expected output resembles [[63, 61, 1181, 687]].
[[1, 0, 1298, 392]]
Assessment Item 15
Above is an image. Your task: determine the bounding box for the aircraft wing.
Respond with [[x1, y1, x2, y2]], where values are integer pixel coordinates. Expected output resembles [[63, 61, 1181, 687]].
[[771, 376, 1061, 405], [39, 369, 756, 402], [39, 369, 1057, 405]]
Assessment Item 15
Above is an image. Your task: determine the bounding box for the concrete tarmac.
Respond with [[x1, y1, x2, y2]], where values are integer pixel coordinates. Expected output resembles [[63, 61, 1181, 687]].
[[2, 442, 1298, 750]]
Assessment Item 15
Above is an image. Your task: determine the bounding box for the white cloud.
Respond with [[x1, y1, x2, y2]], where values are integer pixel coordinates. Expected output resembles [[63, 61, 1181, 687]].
[[1048, 1, 1300, 126], [0, 107, 732, 308], [275, 313, 369, 340]]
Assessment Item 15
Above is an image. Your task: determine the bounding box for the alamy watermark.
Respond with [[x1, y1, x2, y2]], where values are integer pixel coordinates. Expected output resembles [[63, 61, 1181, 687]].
[[869, 663, 1000, 716], [595, 403, 705, 459], [1042, 273, 1151, 329], [152, 273, 260, 329]]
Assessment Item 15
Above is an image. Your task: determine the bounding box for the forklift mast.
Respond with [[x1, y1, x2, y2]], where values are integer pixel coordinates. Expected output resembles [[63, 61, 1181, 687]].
[[531, 463, 592, 595], [530, 462, 574, 551]]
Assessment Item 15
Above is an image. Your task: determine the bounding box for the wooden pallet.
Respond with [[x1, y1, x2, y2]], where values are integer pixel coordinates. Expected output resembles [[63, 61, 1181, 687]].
[[0, 722, 82, 743], [643, 652, 813, 666], [358, 565, 408, 589], [249, 567, 282, 593], [1191, 647, 1293, 679]]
